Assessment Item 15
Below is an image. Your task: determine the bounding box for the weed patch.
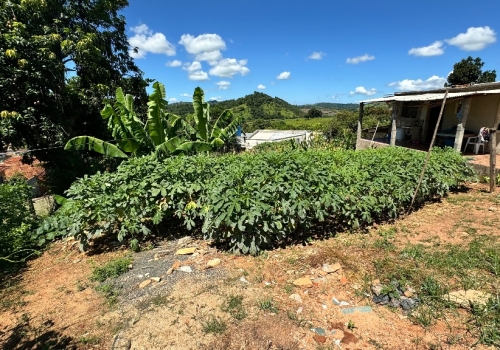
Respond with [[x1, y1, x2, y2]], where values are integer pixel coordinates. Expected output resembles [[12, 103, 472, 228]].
[[90, 256, 132, 283], [201, 316, 227, 334]]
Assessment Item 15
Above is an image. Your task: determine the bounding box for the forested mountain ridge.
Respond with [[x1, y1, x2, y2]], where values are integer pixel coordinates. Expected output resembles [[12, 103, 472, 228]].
[[166, 91, 304, 120]]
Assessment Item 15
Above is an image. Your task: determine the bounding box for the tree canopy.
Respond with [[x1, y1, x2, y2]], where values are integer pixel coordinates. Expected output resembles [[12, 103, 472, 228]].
[[305, 107, 323, 119], [0, 0, 149, 192], [446, 56, 496, 86]]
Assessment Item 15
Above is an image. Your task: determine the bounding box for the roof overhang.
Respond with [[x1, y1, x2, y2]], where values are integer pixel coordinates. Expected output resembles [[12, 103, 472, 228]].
[[361, 89, 500, 104]]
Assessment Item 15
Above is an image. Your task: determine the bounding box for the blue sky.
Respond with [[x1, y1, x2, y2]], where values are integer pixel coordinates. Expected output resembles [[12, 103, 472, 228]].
[[123, 0, 500, 105]]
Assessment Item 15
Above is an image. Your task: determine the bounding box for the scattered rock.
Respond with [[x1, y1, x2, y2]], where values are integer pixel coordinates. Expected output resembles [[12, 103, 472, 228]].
[[371, 283, 384, 296], [293, 277, 313, 287], [296, 307, 303, 314], [312, 327, 326, 336], [239, 277, 250, 284], [289, 294, 302, 303], [404, 290, 414, 298], [177, 236, 192, 246], [332, 297, 349, 306], [339, 275, 347, 285], [111, 333, 131, 350], [286, 270, 295, 275], [399, 297, 419, 311], [128, 264, 133, 269], [372, 294, 390, 305], [445, 290, 492, 308], [341, 331, 358, 344], [151, 277, 161, 283], [171, 261, 181, 269], [313, 335, 327, 344], [389, 298, 400, 308], [175, 247, 196, 255], [322, 263, 341, 274], [342, 306, 373, 314], [139, 279, 152, 289], [177, 266, 193, 273], [72, 258, 81, 264], [206, 258, 221, 268], [488, 206, 497, 212], [166, 268, 173, 275]]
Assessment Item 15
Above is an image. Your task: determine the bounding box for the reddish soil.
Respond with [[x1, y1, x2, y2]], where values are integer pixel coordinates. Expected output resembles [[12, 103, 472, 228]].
[[1, 183, 499, 349]]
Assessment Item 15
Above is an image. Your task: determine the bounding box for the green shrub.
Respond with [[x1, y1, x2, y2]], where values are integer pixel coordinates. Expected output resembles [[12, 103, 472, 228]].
[[37, 147, 475, 254], [0, 176, 38, 263], [90, 256, 132, 282]]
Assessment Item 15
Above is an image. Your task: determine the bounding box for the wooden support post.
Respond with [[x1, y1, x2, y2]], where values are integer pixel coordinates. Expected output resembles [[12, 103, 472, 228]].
[[490, 131, 497, 193], [453, 98, 472, 152], [408, 88, 449, 213], [488, 99, 500, 192], [390, 102, 401, 146], [356, 102, 364, 150]]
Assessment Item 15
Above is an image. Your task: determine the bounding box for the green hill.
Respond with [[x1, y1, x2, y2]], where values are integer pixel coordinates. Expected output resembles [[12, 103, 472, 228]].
[[166, 91, 304, 124], [297, 102, 358, 111]]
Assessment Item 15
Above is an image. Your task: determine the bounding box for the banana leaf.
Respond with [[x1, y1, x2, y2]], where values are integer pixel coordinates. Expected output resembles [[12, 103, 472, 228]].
[[64, 136, 128, 158]]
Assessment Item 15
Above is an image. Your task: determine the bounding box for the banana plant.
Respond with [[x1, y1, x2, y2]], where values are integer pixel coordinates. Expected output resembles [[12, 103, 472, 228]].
[[65, 82, 239, 158], [156, 87, 240, 157]]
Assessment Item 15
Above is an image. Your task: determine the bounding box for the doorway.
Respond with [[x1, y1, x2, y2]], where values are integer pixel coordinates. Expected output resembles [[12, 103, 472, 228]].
[[426, 106, 443, 143]]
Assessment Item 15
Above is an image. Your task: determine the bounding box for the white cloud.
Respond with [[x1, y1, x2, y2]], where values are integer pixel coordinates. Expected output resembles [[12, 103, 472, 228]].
[[389, 75, 446, 91], [308, 51, 325, 60], [215, 81, 231, 90], [169, 97, 178, 102], [182, 61, 209, 81], [188, 70, 209, 81], [128, 24, 176, 59], [166, 60, 182, 67], [446, 26, 497, 51], [210, 96, 222, 101], [257, 84, 266, 90], [408, 41, 444, 56], [276, 71, 291, 80], [196, 50, 223, 65], [179, 34, 226, 54], [209, 58, 250, 78], [180, 93, 190, 97], [350, 86, 377, 96], [346, 54, 375, 64]]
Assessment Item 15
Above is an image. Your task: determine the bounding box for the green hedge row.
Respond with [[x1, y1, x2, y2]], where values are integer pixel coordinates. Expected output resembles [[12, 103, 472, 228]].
[[38, 147, 475, 254]]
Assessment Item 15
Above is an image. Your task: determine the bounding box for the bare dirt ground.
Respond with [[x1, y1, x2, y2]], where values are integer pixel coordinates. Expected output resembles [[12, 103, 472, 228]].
[[1, 183, 500, 350]]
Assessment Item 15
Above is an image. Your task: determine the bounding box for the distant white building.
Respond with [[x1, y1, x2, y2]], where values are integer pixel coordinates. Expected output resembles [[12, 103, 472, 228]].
[[240, 129, 312, 150]]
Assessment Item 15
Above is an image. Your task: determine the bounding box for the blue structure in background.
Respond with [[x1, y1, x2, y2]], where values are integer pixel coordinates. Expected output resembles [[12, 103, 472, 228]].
[[236, 126, 242, 136]]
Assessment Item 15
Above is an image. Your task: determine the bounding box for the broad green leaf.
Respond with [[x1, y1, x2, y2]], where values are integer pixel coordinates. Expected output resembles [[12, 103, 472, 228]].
[[64, 136, 128, 158]]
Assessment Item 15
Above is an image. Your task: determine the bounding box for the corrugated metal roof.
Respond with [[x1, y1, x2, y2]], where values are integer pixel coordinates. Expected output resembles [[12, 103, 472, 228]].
[[247, 129, 309, 141], [361, 89, 500, 103]]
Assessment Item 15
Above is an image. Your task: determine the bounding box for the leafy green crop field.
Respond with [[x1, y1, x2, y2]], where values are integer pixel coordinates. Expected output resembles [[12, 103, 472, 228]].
[[38, 147, 475, 254]]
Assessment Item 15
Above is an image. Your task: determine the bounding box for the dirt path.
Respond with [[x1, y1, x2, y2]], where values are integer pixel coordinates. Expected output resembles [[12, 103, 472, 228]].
[[1, 183, 500, 349]]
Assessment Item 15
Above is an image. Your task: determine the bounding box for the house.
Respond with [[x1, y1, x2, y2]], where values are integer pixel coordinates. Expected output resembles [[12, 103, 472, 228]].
[[356, 82, 500, 154], [240, 129, 312, 150], [0, 155, 46, 196]]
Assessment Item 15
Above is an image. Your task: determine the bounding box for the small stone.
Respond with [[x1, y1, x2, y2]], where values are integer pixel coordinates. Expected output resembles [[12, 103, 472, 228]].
[[296, 307, 303, 314], [371, 283, 384, 296], [239, 277, 250, 284], [177, 236, 192, 246], [372, 294, 390, 305], [293, 277, 313, 287], [322, 304, 327, 309], [177, 266, 193, 273], [72, 258, 81, 264], [322, 263, 342, 274], [313, 335, 327, 344], [128, 264, 133, 269], [389, 298, 400, 308], [488, 206, 497, 211], [339, 275, 347, 285], [404, 290, 413, 298], [172, 260, 181, 269], [400, 297, 419, 311], [139, 279, 152, 289], [342, 306, 373, 314], [341, 331, 358, 344], [166, 268, 173, 275], [151, 277, 161, 282], [286, 270, 295, 275], [445, 290, 492, 308], [175, 247, 196, 255], [206, 258, 221, 268], [312, 327, 326, 336], [289, 294, 303, 303]]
